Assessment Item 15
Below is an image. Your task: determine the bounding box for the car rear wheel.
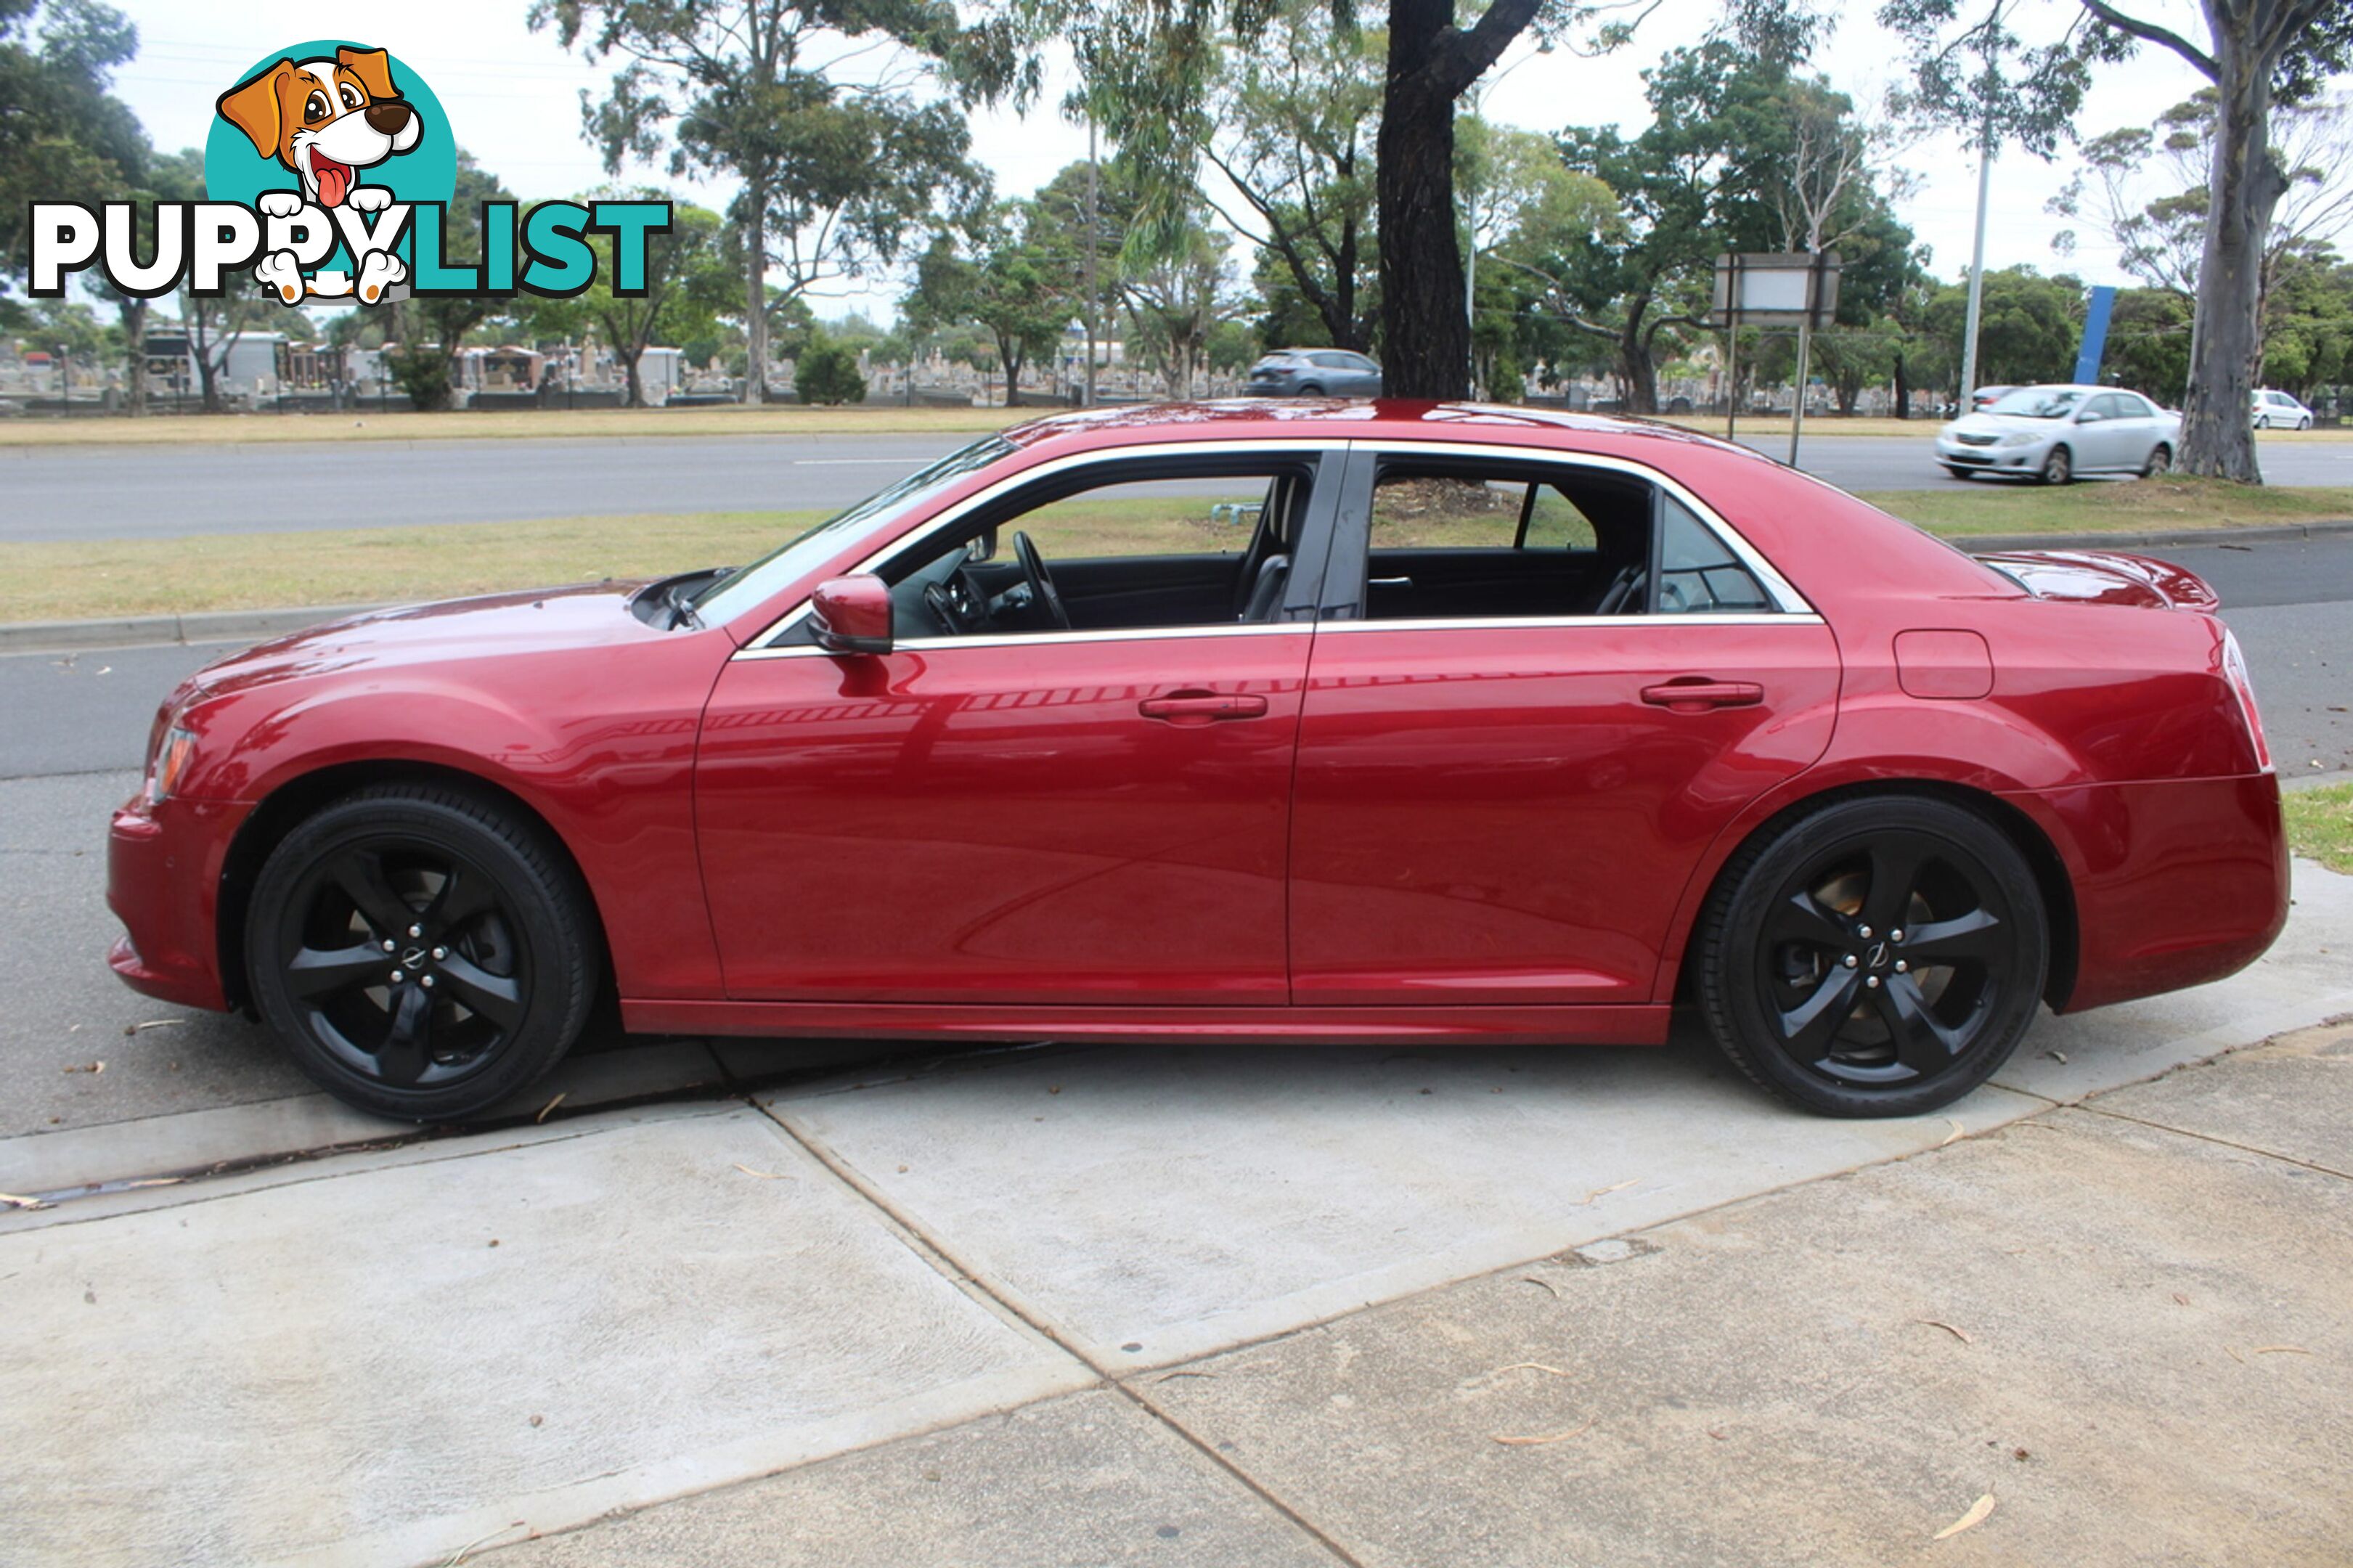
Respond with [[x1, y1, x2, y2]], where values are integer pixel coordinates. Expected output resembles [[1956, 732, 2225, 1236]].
[[2142, 444, 2171, 478], [245, 783, 600, 1121], [1695, 796, 2048, 1118], [2039, 446, 2072, 485]]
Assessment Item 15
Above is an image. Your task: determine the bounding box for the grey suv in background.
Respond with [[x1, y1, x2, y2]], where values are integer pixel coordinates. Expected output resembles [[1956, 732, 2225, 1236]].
[[1244, 348, 1383, 398]]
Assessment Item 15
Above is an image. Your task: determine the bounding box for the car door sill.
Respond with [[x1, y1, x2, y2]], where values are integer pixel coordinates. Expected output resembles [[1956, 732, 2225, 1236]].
[[623, 998, 1676, 1046]]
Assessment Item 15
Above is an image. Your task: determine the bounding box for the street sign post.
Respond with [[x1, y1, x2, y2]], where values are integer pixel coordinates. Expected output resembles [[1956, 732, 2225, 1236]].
[[1710, 251, 1841, 460]]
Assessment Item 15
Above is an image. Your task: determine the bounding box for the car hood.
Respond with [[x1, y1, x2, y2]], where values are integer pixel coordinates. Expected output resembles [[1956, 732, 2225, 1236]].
[[1941, 412, 2065, 439], [182, 580, 659, 703]]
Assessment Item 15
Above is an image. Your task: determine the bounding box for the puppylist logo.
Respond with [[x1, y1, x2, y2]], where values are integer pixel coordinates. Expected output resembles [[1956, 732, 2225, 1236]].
[[28, 41, 670, 307]]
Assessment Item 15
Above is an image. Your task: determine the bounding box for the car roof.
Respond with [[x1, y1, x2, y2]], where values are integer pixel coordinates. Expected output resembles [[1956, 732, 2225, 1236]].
[[996, 398, 1765, 460]]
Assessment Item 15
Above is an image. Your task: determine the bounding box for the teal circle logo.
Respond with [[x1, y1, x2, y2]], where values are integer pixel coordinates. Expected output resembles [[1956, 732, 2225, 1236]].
[[205, 41, 454, 208]]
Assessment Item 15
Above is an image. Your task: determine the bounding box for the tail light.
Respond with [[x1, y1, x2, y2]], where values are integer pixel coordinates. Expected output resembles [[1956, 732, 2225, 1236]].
[[2219, 628, 2272, 773]]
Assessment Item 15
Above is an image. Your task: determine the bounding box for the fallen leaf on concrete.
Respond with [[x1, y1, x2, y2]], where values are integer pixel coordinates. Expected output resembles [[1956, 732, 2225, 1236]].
[[1939, 1119, 1965, 1146], [1916, 1320, 1974, 1345], [62, 1061, 105, 1074], [2225, 1344, 2247, 1365], [534, 1093, 566, 1124], [1933, 1494, 1997, 1540], [1493, 1418, 1596, 1446], [0, 1193, 49, 1211], [1518, 1275, 1564, 1299], [1488, 1362, 1574, 1379], [732, 1164, 795, 1180], [1576, 1178, 1640, 1204], [125, 1019, 184, 1034], [2045, 1050, 2068, 1063], [1154, 1370, 1218, 1382], [2251, 1344, 2315, 1356], [2173, 1293, 2191, 1306]]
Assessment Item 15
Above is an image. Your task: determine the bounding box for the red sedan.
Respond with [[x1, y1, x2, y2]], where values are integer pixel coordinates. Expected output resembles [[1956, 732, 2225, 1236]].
[[107, 401, 2288, 1120]]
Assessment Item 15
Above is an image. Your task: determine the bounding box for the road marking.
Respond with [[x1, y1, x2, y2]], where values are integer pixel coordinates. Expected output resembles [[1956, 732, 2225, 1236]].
[[792, 458, 920, 466]]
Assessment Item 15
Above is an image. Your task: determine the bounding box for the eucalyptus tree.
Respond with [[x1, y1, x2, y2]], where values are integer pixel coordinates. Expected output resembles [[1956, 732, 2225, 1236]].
[[532, 0, 1003, 402], [2069, 0, 2352, 475]]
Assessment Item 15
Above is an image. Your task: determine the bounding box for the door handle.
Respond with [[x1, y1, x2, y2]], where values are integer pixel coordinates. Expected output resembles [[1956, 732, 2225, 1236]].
[[1139, 690, 1270, 724], [1640, 679, 1763, 713]]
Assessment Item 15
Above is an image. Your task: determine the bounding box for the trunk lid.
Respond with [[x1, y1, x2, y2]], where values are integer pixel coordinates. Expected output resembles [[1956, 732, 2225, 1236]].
[[1974, 548, 2219, 611]]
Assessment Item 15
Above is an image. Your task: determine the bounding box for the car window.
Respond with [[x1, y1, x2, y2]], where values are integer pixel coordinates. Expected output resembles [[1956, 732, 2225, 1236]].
[[1346, 354, 1378, 373], [1355, 457, 1771, 621], [1655, 497, 1773, 614], [862, 460, 1320, 640], [1987, 388, 2085, 419], [2114, 393, 2153, 417], [2081, 395, 2120, 420]]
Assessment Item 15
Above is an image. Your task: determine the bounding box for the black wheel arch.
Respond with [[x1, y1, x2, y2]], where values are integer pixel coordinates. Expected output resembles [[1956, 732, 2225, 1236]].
[[1676, 780, 2079, 1013], [216, 761, 613, 1015]]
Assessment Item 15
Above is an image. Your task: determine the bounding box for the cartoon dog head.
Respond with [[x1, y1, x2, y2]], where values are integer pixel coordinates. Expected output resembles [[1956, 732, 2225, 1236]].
[[216, 47, 420, 209]]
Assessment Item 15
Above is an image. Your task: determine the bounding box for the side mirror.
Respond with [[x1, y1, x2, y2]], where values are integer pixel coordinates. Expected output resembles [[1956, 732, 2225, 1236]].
[[809, 575, 893, 655]]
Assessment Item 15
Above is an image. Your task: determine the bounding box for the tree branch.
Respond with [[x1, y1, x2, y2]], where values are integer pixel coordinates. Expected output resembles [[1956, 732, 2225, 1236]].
[[2075, 0, 2217, 79]]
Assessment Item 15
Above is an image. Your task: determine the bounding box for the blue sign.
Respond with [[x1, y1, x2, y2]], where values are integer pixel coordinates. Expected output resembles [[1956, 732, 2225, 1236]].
[[2074, 286, 2116, 385]]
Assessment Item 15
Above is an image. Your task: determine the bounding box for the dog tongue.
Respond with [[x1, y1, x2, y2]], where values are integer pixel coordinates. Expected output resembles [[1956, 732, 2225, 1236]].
[[316, 159, 350, 208]]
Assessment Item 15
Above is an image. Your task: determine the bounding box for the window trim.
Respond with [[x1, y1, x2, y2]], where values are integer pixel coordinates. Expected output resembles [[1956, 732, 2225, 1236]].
[[735, 438, 1348, 656], [1327, 440, 1816, 622]]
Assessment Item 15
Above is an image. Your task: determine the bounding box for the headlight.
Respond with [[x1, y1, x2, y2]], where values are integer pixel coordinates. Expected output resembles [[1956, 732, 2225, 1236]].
[[147, 725, 198, 804], [1999, 432, 2039, 447]]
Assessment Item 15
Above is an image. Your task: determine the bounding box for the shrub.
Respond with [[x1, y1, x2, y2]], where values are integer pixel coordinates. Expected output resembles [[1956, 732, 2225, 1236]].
[[794, 340, 867, 405]]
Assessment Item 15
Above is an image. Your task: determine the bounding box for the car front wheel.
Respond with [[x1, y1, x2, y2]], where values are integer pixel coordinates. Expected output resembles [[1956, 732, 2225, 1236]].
[[2142, 443, 2171, 478], [1694, 796, 2048, 1118], [2039, 445, 2072, 485], [245, 783, 600, 1121]]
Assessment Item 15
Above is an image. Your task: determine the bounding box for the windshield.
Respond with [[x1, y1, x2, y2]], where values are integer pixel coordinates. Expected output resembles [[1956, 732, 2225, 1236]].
[[690, 435, 1015, 624], [1986, 388, 2086, 420]]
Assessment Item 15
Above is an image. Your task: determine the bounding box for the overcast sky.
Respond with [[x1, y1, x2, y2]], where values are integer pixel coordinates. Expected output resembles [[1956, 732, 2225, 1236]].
[[110, 0, 2308, 322]]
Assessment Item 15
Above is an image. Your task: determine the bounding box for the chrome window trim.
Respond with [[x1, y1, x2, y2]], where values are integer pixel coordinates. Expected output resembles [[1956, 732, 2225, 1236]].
[[1313, 612, 1823, 634], [738, 437, 1349, 655], [1348, 438, 1817, 617], [733, 622, 1310, 661]]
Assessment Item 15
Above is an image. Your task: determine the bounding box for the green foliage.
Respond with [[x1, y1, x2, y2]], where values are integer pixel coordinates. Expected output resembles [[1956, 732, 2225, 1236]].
[[905, 203, 1072, 402], [1875, 0, 2090, 160], [2105, 287, 2193, 401], [1925, 266, 2085, 388], [2261, 249, 2353, 397], [386, 344, 455, 411], [794, 335, 868, 403], [0, 0, 146, 292]]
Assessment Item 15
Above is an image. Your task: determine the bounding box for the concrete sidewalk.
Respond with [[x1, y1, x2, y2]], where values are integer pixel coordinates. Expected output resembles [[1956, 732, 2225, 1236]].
[[3, 866, 2349, 1566]]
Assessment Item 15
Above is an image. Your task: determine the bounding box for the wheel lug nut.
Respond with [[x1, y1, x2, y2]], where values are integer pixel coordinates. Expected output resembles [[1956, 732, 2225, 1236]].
[[431, 947, 446, 960], [382, 939, 396, 952], [408, 924, 423, 938], [388, 969, 404, 984], [420, 975, 435, 989], [1894, 960, 1908, 973], [1891, 929, 1904, 943], [1866, 975, 1881, 989], [1856, 925, 1873, 939], [1843, 954, 1859, 968]]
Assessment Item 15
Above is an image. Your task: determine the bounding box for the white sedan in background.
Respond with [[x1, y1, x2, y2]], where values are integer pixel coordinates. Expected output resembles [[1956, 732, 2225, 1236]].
[[1935, 384, 2179, 485], [2254, 389, 2315, 429]]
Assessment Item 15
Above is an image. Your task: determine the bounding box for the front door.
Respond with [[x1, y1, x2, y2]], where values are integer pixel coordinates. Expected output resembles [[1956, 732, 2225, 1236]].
[[696, 452, 1330, 1004], [1286, 448, 1841, 1005]]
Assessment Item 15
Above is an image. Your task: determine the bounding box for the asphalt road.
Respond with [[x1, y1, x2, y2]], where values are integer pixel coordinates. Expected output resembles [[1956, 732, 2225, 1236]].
[[4, 428, 2351, 542], [5, 533, 2349, 1140]]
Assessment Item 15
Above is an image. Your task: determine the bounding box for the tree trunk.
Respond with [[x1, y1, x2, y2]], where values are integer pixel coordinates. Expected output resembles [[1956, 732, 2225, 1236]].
[[1377, 0, 1469, 399], [2177, 30, 2288, 482], [1893, 349, 1911, 420], [742, 179, 768, 406], [1618, 295, 1660, 414], [118, 298, 147, 416]]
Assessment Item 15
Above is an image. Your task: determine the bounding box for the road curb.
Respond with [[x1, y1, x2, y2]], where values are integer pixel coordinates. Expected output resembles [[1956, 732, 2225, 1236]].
[[3, 519, 2351, 656], [0, 603, 393, 656]]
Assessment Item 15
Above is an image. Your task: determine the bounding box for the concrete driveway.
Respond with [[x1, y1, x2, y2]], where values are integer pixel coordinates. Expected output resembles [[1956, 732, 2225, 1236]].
[[2, 857, 2349, 1566]]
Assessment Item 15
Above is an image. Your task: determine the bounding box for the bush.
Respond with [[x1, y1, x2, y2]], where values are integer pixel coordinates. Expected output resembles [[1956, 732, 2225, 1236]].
[[386, 345, 452, 411], [794, 340, 867, 405]]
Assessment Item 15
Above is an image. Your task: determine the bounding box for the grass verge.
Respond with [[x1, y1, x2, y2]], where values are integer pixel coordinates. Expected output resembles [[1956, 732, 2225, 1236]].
[[1854, 477, 2353, 536], [5, 478, 2351, 624], [2284, 783, 2353, 875], [0, 404, 1028, 447]]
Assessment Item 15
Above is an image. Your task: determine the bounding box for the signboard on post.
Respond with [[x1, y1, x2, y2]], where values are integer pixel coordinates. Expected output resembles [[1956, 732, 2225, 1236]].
[[1710, 251, 1842, 462]]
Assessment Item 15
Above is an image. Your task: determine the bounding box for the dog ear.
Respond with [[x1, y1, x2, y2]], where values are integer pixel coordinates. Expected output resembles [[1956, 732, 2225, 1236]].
[[336, 46, 400, 102], [216, 60, 292, 160]]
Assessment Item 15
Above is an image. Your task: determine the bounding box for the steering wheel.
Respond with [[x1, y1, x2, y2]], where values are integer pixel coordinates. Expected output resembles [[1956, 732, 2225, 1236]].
[[1012, 531, 1072, 632]]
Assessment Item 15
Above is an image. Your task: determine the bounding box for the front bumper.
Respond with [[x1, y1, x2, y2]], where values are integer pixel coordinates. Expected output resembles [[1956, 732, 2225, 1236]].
[[107, 791, 250, 1012], [1936, 434, 2045, 471]]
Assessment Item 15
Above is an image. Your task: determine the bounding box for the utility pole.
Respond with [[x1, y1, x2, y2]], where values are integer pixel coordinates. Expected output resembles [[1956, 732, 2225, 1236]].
[[1957, 102, 1994, 409], [1083, 116, 1099, 409]]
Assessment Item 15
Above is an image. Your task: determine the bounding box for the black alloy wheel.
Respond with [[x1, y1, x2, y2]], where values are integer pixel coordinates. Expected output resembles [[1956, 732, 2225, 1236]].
[[246, 784, 598, 1120], [1697, 796, 2047, 1117]]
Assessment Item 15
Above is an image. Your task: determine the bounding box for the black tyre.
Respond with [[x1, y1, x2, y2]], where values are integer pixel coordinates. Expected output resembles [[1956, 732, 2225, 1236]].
[[2141, 444, 2171, 478], [1296, 382, 1324, 396], [245, 783, 600, 1121], [1941, 465, 1973, 480], [2039, 445, 2072, 485], [1695, 796, 2048, 1118]]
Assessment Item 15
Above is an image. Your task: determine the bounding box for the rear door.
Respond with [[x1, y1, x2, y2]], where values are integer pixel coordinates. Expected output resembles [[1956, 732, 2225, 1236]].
[[1286, 444, 1841, 1005]]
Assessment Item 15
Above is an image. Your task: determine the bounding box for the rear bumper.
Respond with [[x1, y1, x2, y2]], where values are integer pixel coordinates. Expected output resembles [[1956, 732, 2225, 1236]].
[[2021, 772, 2290, 1013], [106, 792, 249, 1012]]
